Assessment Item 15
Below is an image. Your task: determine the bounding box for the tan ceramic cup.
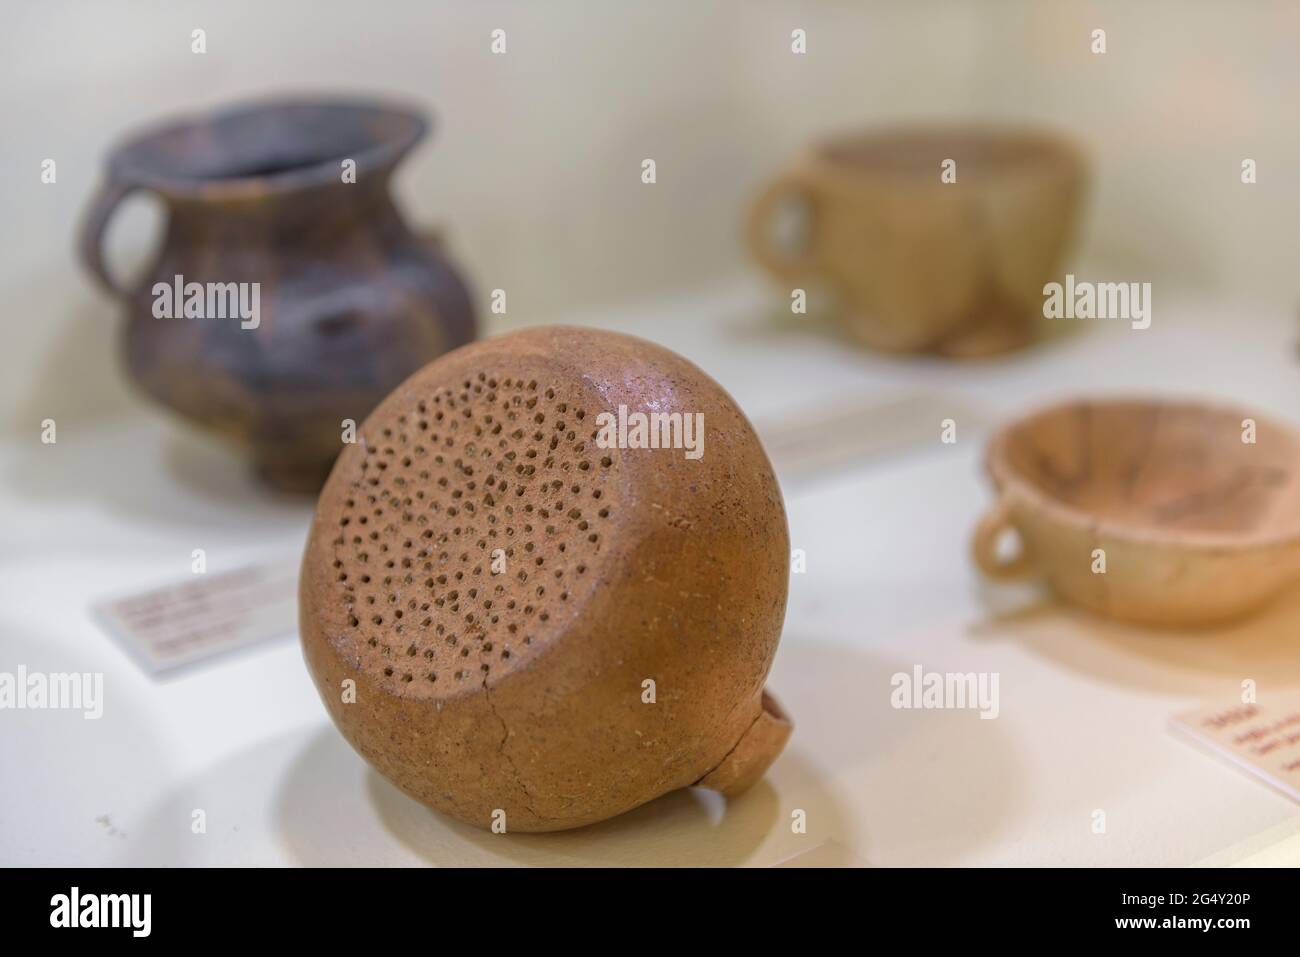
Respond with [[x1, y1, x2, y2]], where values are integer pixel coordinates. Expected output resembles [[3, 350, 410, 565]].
[[748, 126, 1086, 357], [973, 397, 1300, 626]]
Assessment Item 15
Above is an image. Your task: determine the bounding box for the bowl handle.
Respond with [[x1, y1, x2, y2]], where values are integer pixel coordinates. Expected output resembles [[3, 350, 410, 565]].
[[695, 689, 793, 797], [78, 177, 139, 301], [972, 496, 1036, 580]]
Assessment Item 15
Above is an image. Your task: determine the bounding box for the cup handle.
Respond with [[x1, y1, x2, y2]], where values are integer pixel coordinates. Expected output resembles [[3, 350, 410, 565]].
[[695, 689, 793, 797], [972, 496, 1036, 581], [746, 168, 820, 283], [78, 177, 138, 300]]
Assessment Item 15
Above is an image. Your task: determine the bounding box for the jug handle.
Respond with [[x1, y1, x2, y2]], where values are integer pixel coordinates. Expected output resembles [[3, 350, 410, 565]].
[[79, 178, 138, 300], [695, 689, 793, 797]]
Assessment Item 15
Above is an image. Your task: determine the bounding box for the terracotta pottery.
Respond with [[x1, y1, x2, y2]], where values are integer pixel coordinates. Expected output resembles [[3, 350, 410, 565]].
[[79, 97, 476, 492], [973, 397, 1300, 626], [748, 126, 1086, 358], [299, 326, 792, 831]]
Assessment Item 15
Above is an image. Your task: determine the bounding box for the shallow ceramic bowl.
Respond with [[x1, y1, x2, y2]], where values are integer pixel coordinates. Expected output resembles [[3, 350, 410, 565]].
[[973, 397, 1300, 626]]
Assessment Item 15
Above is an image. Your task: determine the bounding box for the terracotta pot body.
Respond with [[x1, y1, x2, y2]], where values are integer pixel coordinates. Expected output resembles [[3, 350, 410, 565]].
[[299, 327, 793, 831], [80, 97, 476, 491], [973, 397, 1300, 625], [749, 126, 1085, 358]]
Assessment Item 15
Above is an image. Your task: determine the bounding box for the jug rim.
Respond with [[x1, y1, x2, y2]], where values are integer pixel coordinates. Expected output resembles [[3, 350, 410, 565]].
[[103, 94, 429, 199]]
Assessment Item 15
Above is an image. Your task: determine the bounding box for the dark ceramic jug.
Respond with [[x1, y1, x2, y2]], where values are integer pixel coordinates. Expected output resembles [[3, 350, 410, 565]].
[[80, 97, 476, 491]]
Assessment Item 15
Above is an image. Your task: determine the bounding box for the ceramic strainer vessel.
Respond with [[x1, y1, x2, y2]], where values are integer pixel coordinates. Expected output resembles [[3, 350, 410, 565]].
[[300, 326, 792, 831]]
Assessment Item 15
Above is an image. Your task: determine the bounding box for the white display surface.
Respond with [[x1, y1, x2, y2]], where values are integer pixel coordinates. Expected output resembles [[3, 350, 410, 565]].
[[2, 280, 1298, 866]]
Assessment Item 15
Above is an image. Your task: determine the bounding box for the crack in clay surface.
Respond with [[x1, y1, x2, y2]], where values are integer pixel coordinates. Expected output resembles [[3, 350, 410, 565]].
[[694, 707, 764, 785], [482, 674, 540, 821]]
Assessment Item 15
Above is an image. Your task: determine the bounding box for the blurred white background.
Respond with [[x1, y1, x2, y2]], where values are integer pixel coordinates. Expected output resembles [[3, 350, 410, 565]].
[[3, 0, 1298, 431]]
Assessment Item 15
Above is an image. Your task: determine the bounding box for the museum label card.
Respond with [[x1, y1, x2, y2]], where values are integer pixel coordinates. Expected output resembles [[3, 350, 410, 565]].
[[93, 558, 298, 675], [1171, 692, 1300, 803]]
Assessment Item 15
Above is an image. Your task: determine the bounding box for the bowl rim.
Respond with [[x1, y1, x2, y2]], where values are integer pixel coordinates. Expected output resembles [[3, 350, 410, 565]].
[[985, 393, 1300, 551]]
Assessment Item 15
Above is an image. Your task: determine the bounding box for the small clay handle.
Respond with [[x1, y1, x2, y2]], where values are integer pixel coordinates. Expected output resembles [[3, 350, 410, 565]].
[[746, 166, 820, 283], [972, 495, 1036, 581], [696, 689, 793, 797], [78, 177, 138, 301]]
